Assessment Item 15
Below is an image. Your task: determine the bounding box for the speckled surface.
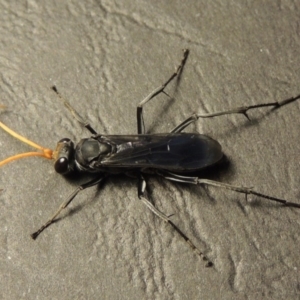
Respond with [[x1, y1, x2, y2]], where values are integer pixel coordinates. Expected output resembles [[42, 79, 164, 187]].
[[1, 1, 300, 299]]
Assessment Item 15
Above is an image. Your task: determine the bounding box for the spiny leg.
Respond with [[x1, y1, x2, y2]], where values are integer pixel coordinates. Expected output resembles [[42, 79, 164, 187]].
[[138, 174, 213, 267], [137, 49, 189, 134], [161, 171, 300, 208], [171, 94, 300, 133], [51, 86, 98, 135], [31, 175, 107, 240]]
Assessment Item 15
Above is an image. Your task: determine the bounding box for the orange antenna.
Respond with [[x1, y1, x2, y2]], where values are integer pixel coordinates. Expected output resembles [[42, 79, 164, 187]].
[[0, 116, 53, 167]]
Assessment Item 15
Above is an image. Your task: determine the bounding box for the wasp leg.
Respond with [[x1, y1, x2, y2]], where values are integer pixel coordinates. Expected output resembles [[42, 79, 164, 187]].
[[161, 171, 300, 208], [51, 86, 98, 135], [137, 49, 189, 134], [31, 175, 107, 240], [138, 174, 213, 267], [171, 94, 300, 133]]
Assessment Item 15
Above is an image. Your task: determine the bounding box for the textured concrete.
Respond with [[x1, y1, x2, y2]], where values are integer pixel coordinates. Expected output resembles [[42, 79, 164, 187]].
[[0, 1, 300, 299]]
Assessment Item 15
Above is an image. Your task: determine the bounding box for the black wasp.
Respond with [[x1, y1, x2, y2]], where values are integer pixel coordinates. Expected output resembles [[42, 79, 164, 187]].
[[1, 50, 299, 267]]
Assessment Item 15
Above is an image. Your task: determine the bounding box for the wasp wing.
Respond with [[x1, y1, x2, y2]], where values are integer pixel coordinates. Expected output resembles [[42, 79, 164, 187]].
[[99, 133, 222, 171]]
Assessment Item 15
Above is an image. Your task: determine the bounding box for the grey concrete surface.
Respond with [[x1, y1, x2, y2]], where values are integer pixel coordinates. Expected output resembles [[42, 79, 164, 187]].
[[0, 1, 300, 299]]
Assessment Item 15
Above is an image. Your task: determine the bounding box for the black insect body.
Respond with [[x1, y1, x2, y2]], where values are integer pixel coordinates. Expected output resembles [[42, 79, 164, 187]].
[[74, 134, 222, 173], [1, 50, 299, 267]]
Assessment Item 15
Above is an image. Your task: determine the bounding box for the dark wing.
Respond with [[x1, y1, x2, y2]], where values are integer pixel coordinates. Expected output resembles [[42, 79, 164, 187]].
[[99, 133, 222, 171]]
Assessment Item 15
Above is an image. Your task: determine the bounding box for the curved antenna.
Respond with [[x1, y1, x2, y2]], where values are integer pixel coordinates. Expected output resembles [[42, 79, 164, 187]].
[[0, 118, 53, 167]]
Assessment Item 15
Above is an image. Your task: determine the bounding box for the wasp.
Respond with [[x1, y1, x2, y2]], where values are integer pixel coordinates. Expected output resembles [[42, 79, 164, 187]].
[[1, 50, 299, 267]]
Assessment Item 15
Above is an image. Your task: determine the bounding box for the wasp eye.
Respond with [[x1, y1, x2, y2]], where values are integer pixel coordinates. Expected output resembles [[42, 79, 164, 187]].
[[53, 138, 75, 174], [54, 157, 69, 174]]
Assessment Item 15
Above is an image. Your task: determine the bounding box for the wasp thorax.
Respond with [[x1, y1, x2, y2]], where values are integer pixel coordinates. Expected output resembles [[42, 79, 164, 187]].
[[75, 138, 112, 167]]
